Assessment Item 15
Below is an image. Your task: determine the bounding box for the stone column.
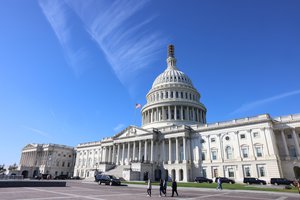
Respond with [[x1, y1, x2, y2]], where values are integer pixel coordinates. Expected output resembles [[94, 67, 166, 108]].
[[292, 129, 300, 157], [162, 107, 166, 120], [150, 140, 154, 163], [193, 108, 195, 121], [186, 107, 189, 121], [168, 106, 171, 120], [138, 141, 142, 161], [108, 146, 112, 163], [235, 132, 242, 160], [112, 145, 116, 164], [162, 139, 165, 162], [168, 138, 172, 164], [183, 137, 186, 163], [127, 142, 131, 164], [281, 129, 289, 158], [174, 106, 177, 120], [122, 143, 125, 165], [133, 141, 136, 161], [117, 144, 120, 164], [175, 137, 179, 163], [144, 140, 148, 161], [181, 106, 184, 120]]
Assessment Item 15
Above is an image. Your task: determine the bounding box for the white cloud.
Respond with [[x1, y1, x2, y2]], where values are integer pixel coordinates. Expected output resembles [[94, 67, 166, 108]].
[[39, 0, 168, 85], [113, 123, 125, 132], [23, 126, 51, 139], [231, 89, 300, 115]]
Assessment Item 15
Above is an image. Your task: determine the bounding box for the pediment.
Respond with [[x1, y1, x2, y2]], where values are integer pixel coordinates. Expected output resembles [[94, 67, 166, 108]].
[[114, 126, 150, 139], [23, 143, 38, 150]]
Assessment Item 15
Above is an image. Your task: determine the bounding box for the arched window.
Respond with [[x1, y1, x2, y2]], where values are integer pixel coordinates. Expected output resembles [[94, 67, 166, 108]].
[[225, 146, 233, 159]]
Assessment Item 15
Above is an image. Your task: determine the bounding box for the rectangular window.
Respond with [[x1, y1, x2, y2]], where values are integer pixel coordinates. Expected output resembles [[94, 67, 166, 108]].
[[253, 132, 260, 138], [62, 162, 65, 167], [244, 166, 251, 177], [176, 92, 178, 98], [228, 168, 234, 178], [211, 138, 216, 143], [287, 134, 292, 139], [242, 147, 249, 158], [289, 146, 297, 158], [240, 134, 246, 139], [213, 168, 218, 178], [202, 152, 206, 161], [171, 91, 173, 98], [257, 165, 266, 177], [255, 146, 263, 157], [202, 168, 207, 178], [211, 150, 217, 160]]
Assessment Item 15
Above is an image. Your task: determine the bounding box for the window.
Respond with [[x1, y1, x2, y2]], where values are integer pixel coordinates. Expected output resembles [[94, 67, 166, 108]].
[[255, 146, 263, 157], [225, 136, 230, 141], [181, 92, 183, 98], [225, 146, 233, 159], [241, 147, 249, 158], [211, 150, 217, 160], [211, 138, 216, 143], [170, 91, 173, 98], [176, 92, 178, 98], [289, 146, 297, 158], [253, 132, 260, 138], [202, 168, 207, 178], [166, 92, 168, 98], [257, 165, 266, 177], [69, 155, 72, 158], [62, 162, 65, 167], [240, 134, 246, 139], [202, 152, 206, 161], [228, 168, 234, 177], [244, 166, 251, 177], [287, 134, 292, 139]]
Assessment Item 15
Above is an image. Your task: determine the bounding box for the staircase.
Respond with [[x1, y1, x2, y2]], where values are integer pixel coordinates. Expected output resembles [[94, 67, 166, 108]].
[[103, 165, 126, 179]]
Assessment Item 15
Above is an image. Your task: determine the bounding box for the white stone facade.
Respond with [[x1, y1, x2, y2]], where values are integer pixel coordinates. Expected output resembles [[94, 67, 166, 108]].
[[19, 143, 75, 178], [74, 45, 300, 182]]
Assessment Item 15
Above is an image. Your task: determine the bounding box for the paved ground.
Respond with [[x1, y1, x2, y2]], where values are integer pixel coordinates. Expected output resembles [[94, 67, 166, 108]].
[[0, 180, 299, 200]]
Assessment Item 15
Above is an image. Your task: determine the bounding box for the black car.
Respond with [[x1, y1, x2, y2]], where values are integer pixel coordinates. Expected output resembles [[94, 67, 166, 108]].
[[243, 177, 266, 185], [215, 177, 235, 184], [270, 178, 293, 186], [97, 174, 121, 186], [54, 175, 69, 180], [194, 177, 213, 183], [71, 176, 81, 180]]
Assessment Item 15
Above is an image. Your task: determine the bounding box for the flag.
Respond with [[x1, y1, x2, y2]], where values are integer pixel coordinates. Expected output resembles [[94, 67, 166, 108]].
[[135, 103, 142, 109]]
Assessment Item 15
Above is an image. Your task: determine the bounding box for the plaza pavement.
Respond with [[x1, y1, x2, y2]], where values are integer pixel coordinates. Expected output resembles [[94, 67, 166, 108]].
[[0, 180, 299, 200]]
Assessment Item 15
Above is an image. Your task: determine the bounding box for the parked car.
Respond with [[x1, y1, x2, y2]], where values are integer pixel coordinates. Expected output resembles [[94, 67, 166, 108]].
[[54, 175, 69, 180], [97, 175, 121, 186], [270, 178, 293, 186], [243, 177, 266, 185], [194, 177, 213, 183], [215, 177, 235, 184], [70, 176, 81, 180]]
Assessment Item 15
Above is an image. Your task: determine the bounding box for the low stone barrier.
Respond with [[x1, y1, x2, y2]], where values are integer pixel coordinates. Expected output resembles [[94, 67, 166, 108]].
[[0, 180, 66, 187]]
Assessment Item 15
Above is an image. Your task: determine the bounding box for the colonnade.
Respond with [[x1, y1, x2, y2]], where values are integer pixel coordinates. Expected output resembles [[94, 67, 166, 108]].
[[20, 151, 37, 166], [142, 105, 205, 125], [279, 128, 300, 158]]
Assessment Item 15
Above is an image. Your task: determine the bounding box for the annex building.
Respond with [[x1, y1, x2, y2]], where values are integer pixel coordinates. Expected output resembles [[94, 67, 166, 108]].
[[74, 45, 300, 182]]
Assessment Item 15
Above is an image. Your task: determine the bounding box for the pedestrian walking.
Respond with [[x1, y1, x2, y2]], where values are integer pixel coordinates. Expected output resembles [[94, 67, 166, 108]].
[[171, 179, 178, 197], [163, 179, 168, 196], [159, 179, 165, 197], [217, 177, 222, 190], [147, 178, 152, 197]]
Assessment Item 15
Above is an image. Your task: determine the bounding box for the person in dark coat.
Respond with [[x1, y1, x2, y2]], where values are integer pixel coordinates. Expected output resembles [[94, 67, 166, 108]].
[[171, 179, 178, 197], [163, 179, 168, 196], [159, 179, 165, 197]]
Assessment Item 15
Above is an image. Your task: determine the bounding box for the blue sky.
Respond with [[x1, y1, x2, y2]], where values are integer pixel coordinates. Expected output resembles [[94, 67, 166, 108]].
[[1, 0, 300, 166]]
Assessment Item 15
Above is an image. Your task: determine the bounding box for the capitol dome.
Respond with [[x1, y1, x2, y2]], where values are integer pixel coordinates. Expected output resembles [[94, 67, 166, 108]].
[[141, 45, 207, 129]]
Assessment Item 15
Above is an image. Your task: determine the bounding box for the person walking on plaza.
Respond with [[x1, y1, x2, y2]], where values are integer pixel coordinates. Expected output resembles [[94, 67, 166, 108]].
[[147, 178, 152, 197], [159, 179, 165, 197], [163, 179, 168, 196], [171, 179, 178, 197], [217, 177, 222, 190]]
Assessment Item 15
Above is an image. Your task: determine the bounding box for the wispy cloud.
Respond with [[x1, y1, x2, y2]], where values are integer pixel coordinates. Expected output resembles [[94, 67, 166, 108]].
[[39, 0, 168, 86], [231, 89, 300, 115], [23, 126, 51, 139], [39, 0, 94, 77], [113, 123, 125, 132]]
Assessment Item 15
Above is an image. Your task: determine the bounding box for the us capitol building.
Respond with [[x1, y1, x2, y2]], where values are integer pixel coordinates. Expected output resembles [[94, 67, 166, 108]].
[[18, 45, 300, 182], [72, 45, 300, 182]]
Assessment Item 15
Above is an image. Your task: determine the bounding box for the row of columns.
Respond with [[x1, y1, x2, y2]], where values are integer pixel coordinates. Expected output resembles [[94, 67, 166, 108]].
[[148, 91, 198, 103], [77, 136, 191, 168], [280, 128, 300, 158], [20, 151, 37, 166], [142, 105, 206, 125]]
